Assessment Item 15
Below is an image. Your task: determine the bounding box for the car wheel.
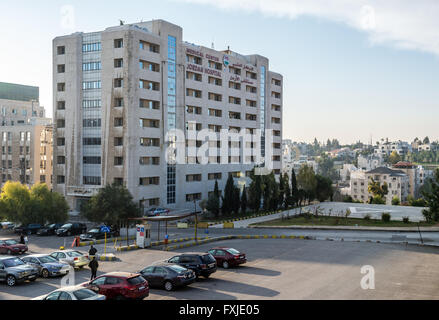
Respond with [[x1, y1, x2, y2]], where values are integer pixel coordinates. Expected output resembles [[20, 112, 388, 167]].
[[203, 274, 210, 279], [6, 275, 16, 287], [223, 261, 229, 269], [29, 277, 36, 282], [164, 281, 174, 291], [42, 269, 50, 278]]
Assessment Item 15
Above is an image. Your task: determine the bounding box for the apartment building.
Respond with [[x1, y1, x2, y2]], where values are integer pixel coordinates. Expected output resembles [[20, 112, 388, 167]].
[[52, 19, 283, 212], [392, 161, 432, 198], [350, 167, 409, 204], [0, 82, 53, 188], [374, 140, 412, 156]]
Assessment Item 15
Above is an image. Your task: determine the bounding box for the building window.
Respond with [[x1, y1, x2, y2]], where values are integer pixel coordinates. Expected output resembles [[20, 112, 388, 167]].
[[57, 138, 66, 146], [208, 173, 222, 180], [114, 178, 123, 185], [114, 79, 123, 88], [57, 175, 65, 184], [114, 118, 123, 127], [57, 83, 65, 92], [57, 65, 65, 73], [139, 157, 160, 166], [114, 39, 123, 48], [83, 176, 101, 185], [186, 193, 202, 202], [57, 101, 66, 110], [114, 137, 123, 146], [140, 138, 160, 147], [186, 174, 202, 182], [114, 59, 123, 68], [83, 157, 101, 164], [140, 60, 160, 72], [83, 81, 101, 90], [57, 119, 65, 128], [139, 80, 160, 91], [139, 99, 160, 110], [140, 119, 160, 128], [82, 62, 101, 71], [57, 46, 65, 55], [83, 100, 101, 108], [114, 98, 124, 107], [82, 42, 101, 52], [83, 137, 101, 146], [57, 156, 66, 165], [139, 177, 160, 186], [83, 119, 101, 128], [114, 157, 123, 166]]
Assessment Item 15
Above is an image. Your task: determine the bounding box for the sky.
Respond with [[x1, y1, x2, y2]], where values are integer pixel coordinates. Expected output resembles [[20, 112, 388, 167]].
[[0, 0, 438, 145]]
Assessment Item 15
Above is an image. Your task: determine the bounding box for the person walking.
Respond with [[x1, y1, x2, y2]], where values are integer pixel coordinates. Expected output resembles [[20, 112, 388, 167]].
[[89, 245, 97, 259], [88, 256, 99, 280], [19, 233, 25, 245]]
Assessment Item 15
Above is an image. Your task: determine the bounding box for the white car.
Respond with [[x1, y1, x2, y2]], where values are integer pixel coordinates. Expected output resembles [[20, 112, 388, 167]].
[[32, 286, 106, 300], [49, 250, 90, 269], [1, 222, 15, 230]]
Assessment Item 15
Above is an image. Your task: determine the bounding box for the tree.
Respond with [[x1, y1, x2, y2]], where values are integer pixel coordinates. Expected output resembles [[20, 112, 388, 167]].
[[423, 136, 430, 145], [232, 187, 241, 215], [290, 169, 299, 207], [248, 169, 262, 212], [222, 175, 236, 216], [283, 173, 292, 208], [368, 178, 389, 199], [391, 196, 400, 206], [278, 173, 286, 209], [30, 184, 68, 224], [297, 164, 317, 205], [315, 175, 333, 202], [206, 180, 220, 217], [317, 153, 337, 180], [422, 168, 439, 221], [370, 195, 386, 204], [388, 151, 401, 165], [241, 185, 248, 214], [81, 183, 141, 228]]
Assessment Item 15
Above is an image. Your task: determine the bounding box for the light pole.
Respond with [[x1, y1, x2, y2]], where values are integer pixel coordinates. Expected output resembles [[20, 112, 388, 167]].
[[194, 199, 198, 241]]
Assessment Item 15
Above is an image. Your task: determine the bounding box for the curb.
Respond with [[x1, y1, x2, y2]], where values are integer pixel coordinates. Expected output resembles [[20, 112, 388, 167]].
[[205, 211, 284, 226], [79, 235, 136, 247], [248, 225, 439, 232], [115, 236, 211, 252], [97, 254, 119, 261]]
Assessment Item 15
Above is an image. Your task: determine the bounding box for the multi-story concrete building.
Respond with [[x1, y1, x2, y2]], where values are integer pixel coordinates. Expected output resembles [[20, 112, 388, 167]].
[[0, 82, 53, 188], [350, 167, 409, 204], [374, 140, 412, 157], [53, 19, 283, 212], [392, 161, 433, 198]]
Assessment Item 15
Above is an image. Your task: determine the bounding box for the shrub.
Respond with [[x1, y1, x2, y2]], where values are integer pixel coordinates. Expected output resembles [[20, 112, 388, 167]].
[[381, 212, 391, 222], [363, 214, 371, 221], [392, 197, 400, 206], [402, 216, 410, 224]]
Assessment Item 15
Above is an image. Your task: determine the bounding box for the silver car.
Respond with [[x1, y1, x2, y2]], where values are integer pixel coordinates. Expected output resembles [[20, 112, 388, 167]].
[[32, 285, 106, 300], [22, 254, 70, 278], [0, 256, 39, 286], [49, 250, 90, 269]]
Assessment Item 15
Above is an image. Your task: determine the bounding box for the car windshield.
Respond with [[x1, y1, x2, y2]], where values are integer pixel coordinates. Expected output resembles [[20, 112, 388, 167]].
[[66, 251, 83, 257], [73, 289, 97, 300], [39, 256, 59, 264], [168, 265, 187, 273], [201, 254, 216, 263], [127, 276, 145, 285], [89, 229, 99, 233], [5, 240, 18, 245], [46, 224, 55, 228], [61, 224, 72, 228], [226, 248, 240, 255], [3, 258, 25, 267]]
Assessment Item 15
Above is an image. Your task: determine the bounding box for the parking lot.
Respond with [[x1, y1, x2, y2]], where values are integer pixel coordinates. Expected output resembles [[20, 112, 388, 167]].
[[2, 230, 439, 300]]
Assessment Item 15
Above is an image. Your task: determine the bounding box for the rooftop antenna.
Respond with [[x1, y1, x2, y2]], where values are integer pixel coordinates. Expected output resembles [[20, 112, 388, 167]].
[[119, 20, 125, 26]]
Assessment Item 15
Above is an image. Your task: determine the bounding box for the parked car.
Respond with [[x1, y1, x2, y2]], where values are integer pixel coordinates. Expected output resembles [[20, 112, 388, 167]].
[[49, 250, 89, 269], [0, 239, 28, 255], [22, 254, 70, 278], [146, 207, 170, 217], [207, 247, 247, 269], [81, 272, 149, 300], [1, 222, 15, 230], [139, 263, 196, 291], [14, 224, 43, 235], [55, 223, 87, 237], [166, 252, 217, 279], [32, 286, 106, 300], [36, 223, 64, 236], [0, 256, 39, 286], [80, 226, 119, 242]]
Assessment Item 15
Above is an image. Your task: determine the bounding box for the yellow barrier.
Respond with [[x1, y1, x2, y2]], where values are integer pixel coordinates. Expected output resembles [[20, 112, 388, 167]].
[[197, 222, 209, 229], [223, 222, 234, 229]]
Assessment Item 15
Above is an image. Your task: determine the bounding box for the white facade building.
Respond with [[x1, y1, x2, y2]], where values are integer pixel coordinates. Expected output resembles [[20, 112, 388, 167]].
[[53, 20, 283, 212]]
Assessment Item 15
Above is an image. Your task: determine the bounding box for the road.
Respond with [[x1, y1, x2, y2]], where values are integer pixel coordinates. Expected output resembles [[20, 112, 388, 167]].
[[2, 239, 439, 300]]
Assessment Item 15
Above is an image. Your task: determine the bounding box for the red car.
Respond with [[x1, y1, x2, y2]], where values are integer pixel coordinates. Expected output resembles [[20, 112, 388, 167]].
[[0, 239, 28, 255], [82, 272, 149, 300], [207, 247, 247, 269]]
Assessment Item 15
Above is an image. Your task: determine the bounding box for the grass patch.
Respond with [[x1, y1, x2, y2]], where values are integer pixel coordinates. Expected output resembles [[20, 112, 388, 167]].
[[250, 215, 436, 228]]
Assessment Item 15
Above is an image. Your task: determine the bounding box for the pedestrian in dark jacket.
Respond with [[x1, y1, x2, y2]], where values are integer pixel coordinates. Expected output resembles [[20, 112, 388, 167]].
[[20, 233, 25, 245], [89, 245, 97, 257], [89, 256, 99, 280]]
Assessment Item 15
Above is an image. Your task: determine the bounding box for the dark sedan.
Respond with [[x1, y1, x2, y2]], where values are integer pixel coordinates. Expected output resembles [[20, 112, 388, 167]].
[[14, 224, 43, 235], [166, 253, 217, 279], [36, 223, 64, 236], [207, 247, 247, 269], [139, 263, 196, 291], [80, 227, 119, 242]]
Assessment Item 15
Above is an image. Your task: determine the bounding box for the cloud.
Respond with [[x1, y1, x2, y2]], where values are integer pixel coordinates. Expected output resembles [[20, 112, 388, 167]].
[[178, 0, 439, 56]]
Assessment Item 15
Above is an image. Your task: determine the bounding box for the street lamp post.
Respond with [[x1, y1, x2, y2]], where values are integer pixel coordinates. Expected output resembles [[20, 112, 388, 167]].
[[194, 199, 198, 242]]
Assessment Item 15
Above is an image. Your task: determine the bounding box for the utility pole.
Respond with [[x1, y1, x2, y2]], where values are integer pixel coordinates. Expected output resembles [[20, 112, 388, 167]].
[[194, 199, 198, 242]]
